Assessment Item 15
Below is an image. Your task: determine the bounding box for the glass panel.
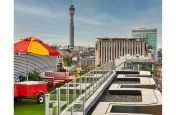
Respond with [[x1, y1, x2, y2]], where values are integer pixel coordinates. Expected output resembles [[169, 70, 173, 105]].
[[49, 90, 58, 115], [73, 103, 83, 115], [68, 81, 74, 105], [62, 107, 72, 115], [60, 84, 68, 112]]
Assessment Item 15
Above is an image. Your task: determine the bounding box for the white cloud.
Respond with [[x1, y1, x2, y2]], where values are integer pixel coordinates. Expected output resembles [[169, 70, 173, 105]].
[[15, 3, 55, 18]]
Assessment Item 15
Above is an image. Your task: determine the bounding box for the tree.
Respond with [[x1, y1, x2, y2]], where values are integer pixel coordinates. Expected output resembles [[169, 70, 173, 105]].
[[63, 55, 73, 66]]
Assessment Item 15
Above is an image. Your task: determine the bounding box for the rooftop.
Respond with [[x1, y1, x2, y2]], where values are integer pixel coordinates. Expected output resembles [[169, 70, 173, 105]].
[[132, 28, 157, 33], [96, 38, 147, 41], [92, 71, 161, 115]]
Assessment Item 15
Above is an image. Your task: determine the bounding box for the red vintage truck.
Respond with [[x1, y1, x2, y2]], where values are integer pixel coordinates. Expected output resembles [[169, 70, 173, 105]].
[[14, 81, 48, 104]]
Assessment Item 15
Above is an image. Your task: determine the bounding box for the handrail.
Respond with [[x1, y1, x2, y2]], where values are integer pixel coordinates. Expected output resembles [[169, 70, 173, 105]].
[[45, 61, 115, 115], [115, 62, 125, 68]]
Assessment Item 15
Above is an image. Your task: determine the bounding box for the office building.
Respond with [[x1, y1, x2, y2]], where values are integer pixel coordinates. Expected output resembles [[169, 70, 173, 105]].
[[95, 38, 148, 65], [132, 28, 157, 59]]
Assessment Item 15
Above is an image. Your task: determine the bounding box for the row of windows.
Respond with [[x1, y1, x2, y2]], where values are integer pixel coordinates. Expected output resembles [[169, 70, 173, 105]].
[[98, 41, 146, 64]]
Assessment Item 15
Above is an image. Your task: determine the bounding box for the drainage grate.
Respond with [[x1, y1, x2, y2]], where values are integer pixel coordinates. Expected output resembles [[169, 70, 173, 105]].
[[109, 90, 141, 95], [116, 71, 139, 74], [110, 105, 162, 115]]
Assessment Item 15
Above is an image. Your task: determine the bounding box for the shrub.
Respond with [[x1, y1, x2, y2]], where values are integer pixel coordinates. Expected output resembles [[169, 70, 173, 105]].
[[97, 64, 101, 67], [28, 70, 42, 81], [72, 74, 80, 78]]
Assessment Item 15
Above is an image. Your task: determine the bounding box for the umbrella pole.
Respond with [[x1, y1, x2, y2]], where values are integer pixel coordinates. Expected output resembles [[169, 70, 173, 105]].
[[26, 53, 29, 81]]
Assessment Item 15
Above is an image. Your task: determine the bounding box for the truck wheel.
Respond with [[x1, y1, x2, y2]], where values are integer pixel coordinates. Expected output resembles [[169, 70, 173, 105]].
[[37, 93, 44, 104], [15, 97, 21, 102]]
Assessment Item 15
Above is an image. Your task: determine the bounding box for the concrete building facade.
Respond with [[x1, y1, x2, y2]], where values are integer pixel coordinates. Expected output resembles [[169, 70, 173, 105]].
[[95, 38, 148, 65], [132, 28, 157, 59]]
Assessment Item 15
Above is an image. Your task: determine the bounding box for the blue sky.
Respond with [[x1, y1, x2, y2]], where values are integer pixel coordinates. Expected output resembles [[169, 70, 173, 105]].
[[15, 0, 162, 48]]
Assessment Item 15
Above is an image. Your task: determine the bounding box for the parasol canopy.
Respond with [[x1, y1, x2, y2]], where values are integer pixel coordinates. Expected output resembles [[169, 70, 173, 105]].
[[14, 36, 60, 81], [14, 36, 59, 56]]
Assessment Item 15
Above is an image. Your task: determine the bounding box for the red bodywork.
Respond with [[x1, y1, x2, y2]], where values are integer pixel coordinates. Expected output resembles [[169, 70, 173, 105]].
[[14, 81, 48, 97]]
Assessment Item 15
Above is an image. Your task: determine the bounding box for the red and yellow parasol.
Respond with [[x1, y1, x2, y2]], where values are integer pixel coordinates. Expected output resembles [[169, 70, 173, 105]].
[[14, 36, 60, 81], [14, 36, 59, 56]]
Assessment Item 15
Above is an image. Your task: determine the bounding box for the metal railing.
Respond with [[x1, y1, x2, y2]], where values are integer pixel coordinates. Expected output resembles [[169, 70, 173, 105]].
[[45, 61, 114, 115]]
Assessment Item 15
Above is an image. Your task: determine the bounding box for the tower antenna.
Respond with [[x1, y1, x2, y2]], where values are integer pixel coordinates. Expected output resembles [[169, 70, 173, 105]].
[[71, 0, 73, 5]]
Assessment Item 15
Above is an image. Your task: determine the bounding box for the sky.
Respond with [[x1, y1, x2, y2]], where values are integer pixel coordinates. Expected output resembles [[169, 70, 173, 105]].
[[14, 0, 162, 48]]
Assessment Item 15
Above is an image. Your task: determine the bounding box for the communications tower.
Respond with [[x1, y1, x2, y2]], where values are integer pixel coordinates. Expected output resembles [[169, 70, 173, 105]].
[[69, 4, 75, 49]]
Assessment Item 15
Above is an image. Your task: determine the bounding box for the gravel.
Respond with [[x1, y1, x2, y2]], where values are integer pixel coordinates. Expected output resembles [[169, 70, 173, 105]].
[[101, 94, 142, 102], [112, 81, 140, 84]]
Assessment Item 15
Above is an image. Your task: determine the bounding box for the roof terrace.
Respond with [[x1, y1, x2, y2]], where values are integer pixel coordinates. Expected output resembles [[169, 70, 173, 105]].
[[44, 58, 161, 115], [92, 71, 161, 115]]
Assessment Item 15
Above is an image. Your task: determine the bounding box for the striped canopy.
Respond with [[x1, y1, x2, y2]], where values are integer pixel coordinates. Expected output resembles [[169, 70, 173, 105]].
[[14, 36, 59, 56]]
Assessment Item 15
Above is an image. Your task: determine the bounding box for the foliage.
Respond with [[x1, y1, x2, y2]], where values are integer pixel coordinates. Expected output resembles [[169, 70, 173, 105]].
[[56, 82, 65, 87], [52, 107, 57, 115], [74, 66, 80, 70], [72, 73, 81, 78], [28, 70, 42, 81], [97, 64, 101, 67], [63, 55, 73, 66]]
